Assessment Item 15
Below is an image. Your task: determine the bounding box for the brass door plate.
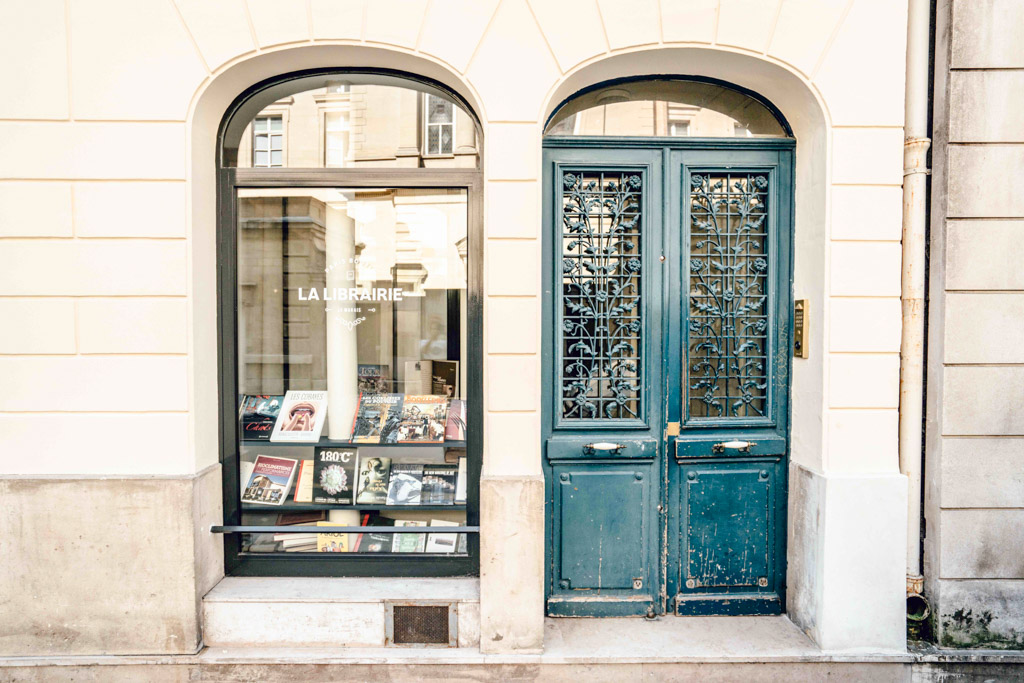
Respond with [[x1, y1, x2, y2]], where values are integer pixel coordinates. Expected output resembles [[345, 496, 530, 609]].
[[794, 299, 808, 358]]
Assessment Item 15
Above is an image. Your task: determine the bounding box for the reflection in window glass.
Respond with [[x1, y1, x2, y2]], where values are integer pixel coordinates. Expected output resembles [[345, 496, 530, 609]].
[[236, 187, 469, 555], [425, 94, 455, 155], [253, 115, 284, 167], [231, 83, 477, 169], [546, 80, 788, 138], [324, 111, 349, 167]]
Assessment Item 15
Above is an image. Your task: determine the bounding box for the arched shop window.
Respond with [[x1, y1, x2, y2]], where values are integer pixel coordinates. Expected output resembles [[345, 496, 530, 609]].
[[216, 70, 482, 576]]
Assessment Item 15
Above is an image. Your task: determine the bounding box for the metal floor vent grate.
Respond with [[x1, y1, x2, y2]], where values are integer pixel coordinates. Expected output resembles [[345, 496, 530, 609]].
[[386, 603, 456, 647]]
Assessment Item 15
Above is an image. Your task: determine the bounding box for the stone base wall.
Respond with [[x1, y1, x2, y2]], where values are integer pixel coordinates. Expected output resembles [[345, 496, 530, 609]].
[[0, 467, 223, 656]]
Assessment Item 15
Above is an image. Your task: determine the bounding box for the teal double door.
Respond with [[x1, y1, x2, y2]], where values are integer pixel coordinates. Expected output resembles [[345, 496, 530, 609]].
[[542, 139, 794, 617]]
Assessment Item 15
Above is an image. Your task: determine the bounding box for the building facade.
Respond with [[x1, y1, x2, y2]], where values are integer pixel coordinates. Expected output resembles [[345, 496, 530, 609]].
[[0, 0, 1021, 679]]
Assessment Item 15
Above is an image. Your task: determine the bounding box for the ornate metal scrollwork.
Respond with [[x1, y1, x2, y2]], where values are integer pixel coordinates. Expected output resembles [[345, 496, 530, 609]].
[[559, 170, 643, 420], [687, 173, 771, 419]]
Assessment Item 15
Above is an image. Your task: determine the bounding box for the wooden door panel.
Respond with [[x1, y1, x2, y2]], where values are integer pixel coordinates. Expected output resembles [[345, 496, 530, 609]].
[[553, 465, 651, 592], [682, 464, 772, 589]]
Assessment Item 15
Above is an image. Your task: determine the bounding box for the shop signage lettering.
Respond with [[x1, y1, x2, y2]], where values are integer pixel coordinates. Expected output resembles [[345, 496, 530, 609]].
[[297, 287, 404, 301]]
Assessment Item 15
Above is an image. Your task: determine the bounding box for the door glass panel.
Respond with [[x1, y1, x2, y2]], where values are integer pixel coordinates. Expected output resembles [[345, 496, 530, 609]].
[[687, 172, 770, 419], [559, 170, 643, 421], [546, 79, 788, 138]]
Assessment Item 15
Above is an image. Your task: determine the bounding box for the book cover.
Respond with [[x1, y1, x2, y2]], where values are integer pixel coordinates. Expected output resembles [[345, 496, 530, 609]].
[[391, 520, 427, 553], [327, 509, 360, 550], [455, 456, 467, 504], [240, 460, 255, 492], [357, 364, 390, 394], [293, 459, 314, 503], [421, 464, 457, 505], [430, 360, 459, 398], [238, 394, 283, 440], [354, 456, 392, 504], [444, 399, 466, 441], [270, 390, 329, 442], [315, 521, 349, 552], [357, 514, 393, 553], [425, 519, 459, 553], [312, 447, 357, 504], [403, 360, 432, 395], [350, 393, 404, 444], [386, 463, 423, 506], [241, 455, 298, 506], [275, 510, 325, 526], [351, 512, 372, 552], [397, 395, 449, 443]]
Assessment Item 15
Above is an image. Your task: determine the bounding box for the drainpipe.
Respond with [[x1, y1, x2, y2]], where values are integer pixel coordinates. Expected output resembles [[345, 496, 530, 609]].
[[901, 0, 931, 622]]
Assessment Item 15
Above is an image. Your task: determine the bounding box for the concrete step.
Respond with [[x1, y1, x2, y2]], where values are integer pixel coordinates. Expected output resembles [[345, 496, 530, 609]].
[[201, 577, 480, 648]]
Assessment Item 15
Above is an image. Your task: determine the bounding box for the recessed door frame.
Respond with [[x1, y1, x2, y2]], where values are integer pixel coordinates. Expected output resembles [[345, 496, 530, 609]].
[[542, 136, 795, 618]]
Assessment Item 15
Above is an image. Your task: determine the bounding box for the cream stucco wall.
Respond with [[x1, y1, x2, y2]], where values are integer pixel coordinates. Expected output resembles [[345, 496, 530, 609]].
[[0, 0, 908, 656]]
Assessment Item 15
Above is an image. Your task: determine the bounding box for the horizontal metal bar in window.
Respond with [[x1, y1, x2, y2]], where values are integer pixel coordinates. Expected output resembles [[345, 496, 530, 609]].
[[212, 525, 480, 534]]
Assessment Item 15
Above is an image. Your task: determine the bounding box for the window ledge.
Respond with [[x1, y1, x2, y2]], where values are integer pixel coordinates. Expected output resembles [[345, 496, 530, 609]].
[[203, 576, 479, 604]]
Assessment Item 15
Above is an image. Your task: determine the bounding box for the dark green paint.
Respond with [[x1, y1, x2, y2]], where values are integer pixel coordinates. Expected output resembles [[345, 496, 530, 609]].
[[543, 137, 795, 617]]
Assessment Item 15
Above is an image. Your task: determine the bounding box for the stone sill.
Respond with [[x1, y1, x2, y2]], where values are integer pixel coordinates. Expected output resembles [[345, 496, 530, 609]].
[[203, 576, 479, 604]]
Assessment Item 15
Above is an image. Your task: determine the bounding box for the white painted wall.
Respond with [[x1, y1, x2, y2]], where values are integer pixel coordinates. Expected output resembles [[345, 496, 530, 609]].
[[0, 0, 910, 654]]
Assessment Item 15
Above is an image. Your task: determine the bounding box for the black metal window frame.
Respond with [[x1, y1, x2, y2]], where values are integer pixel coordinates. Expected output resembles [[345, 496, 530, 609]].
[[215, 70, 484, 578]]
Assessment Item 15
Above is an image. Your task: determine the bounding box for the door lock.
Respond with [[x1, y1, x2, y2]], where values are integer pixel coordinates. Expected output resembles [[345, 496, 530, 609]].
[[711, 440, 757, 453]]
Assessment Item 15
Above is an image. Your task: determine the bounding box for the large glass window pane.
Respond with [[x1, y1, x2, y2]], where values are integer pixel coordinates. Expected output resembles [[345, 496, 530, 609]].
[[546, 79, 788, 138], [224, 78, 478, 169], [236, 187, 470, 556]]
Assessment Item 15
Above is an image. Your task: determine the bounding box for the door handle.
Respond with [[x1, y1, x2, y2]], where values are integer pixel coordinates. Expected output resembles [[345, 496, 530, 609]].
[[583, 442, 626, 455], [711, 440, 756, 453]]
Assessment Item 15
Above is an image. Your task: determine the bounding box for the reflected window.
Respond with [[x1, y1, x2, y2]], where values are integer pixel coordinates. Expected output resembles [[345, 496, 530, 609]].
[[253, 115, 284, 167], [546, 79, 788, 138], [223, 74, 478, 169], [325, 111, 349, 167], [424, 94, 455, 156]]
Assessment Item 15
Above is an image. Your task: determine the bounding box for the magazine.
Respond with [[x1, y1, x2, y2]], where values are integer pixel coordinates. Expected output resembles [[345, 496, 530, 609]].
[[293, 459, 314, 503], [455, 456, 467, 504], [386, 463, 423, 506], [421, 464, 457, 505], [397, 395, 448, 443], [312, 447, 357, 505], [354, 456, 392, 505], [356, 514, 393, 553], [425, 519, 460, 553], [391, 520, 427, 553], [315, 522, 349, 552], [431, 360, 459, 398], [270, 391, 329, 442], [445, 399, 466, 441], [239, 394, 284, 440], [241, 455, 298, 506], [350, 393, 404, 444], [357, 364, 391, 394]]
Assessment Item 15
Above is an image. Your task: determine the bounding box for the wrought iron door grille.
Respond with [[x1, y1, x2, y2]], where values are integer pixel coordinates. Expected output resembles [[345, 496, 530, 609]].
[[687, 172, 770, 419], [558, 170, 643, 421]]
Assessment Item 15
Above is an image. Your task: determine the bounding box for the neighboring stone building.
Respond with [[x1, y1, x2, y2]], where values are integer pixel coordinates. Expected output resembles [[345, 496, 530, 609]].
[[925, 0, 1024, 650], [0, 0, 1021, 680]]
